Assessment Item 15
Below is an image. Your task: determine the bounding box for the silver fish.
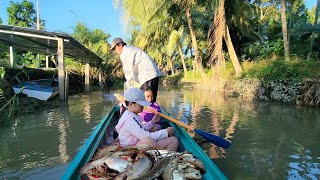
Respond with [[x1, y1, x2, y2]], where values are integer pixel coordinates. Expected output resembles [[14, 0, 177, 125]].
[[80, 156, 129, 175], [135, 156, 172, 180], [115, 155, 153, 180]]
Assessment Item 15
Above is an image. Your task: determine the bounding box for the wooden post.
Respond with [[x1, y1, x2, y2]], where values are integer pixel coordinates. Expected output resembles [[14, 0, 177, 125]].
[[65, 71, 69, 100], [85, 62, 90, 92], [10, 46, 14, 67], [57, 38, 66, 101], [46, 55, 49, 68], [99, 69, 102, 88]]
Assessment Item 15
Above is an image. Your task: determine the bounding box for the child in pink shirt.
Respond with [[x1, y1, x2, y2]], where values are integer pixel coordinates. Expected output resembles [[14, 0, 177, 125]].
[[115, 88, 178, 151], [139, 86, 161, 131]]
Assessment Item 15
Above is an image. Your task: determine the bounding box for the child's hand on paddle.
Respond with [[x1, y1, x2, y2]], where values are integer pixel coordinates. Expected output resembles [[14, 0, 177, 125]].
[[151, 113, 161, 124]]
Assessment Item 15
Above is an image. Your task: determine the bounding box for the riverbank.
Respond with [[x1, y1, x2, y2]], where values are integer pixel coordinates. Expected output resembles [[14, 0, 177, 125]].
[[164, 58, 320, 107]]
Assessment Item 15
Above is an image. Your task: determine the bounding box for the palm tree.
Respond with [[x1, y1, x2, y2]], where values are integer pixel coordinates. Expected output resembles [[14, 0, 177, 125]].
[[208, 0, 242, 76], [115, 0, 173, 66], [173, 0, 205, 75], [167, 27, 188, 76]]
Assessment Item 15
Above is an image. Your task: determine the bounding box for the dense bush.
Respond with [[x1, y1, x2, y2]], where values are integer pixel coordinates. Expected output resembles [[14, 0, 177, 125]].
[[240, 57, 320, 81]]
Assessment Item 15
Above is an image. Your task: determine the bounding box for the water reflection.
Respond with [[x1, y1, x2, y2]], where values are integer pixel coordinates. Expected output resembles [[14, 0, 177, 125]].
[[288, 143, 320, 179], [0, 92, 115, 179], [82, 95, 92, 124], [58, 119, 69, 163], [157, 89, 320, 179]]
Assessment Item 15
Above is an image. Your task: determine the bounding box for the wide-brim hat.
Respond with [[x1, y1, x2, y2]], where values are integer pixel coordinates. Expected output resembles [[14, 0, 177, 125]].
[[109, 37, 124, 51], [124, 88, 151, 107]]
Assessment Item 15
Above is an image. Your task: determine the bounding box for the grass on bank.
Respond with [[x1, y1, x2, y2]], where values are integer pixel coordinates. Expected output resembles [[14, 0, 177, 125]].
[[180, 56, 320, 84]]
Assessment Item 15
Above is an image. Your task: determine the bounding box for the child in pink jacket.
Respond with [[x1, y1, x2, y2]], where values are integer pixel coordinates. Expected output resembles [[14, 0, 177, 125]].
[[115, 88, 178, 151]]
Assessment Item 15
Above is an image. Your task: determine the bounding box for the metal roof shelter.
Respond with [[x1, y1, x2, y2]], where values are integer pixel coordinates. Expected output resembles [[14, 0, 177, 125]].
[[0, 25, 104, 101]]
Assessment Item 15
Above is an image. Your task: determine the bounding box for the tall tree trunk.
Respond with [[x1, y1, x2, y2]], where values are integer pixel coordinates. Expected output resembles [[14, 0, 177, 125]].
[[208, 0, 226, 74], [224, 26, 242, 76], [307, 0, 320, 60], [177, 43, 187, 76], [287, 4, 293, 46], [168, 55, 174, 75], [185, 5, 204, 75], [281, 0, 290, 61]]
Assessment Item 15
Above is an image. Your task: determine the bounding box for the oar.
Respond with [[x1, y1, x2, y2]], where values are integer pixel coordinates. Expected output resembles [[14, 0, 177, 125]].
[[113, 93, 231, 149], [145, 107, 231, 149]]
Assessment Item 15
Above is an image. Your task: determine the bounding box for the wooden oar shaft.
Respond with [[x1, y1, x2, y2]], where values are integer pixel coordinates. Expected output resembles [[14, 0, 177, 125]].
[[145, 107, 195, 131]]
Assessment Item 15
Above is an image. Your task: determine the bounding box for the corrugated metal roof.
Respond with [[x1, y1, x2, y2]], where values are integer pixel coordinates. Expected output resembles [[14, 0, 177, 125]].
[[0, 25, 104, 66]]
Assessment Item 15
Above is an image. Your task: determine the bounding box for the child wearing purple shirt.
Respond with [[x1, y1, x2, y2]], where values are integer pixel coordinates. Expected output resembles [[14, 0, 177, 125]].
[[139, 86, 162, 131]]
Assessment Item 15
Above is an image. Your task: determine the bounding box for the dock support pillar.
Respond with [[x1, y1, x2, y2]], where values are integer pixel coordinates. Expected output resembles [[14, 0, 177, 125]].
[[99, 69, 103, 88], [10, 46, 14, 67], [85, 62, 90, 92], [46, 55, 49, 68], [58, 38, 67, 101]]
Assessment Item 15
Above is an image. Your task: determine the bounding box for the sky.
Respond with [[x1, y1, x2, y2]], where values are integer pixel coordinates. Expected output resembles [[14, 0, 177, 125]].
[[0, 0, 317, 43], [0, 0, 125, 42]]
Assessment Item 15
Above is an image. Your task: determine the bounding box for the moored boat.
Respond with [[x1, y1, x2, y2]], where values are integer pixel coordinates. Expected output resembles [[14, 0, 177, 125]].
[[12, 79, 59, 101], [62, 105, 227, 180]]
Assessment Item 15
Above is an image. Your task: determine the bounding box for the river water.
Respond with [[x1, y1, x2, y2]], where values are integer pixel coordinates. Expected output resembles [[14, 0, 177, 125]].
[[0, 89, 319, 179]]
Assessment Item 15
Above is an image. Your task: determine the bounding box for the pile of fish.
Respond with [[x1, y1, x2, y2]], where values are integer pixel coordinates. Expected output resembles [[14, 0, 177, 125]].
[[80, 143, 206, 179]]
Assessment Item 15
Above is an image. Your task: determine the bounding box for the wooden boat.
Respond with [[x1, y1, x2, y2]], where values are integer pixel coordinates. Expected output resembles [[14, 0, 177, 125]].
[[62, 105, 227, 180], [12, 79, 59, 101]]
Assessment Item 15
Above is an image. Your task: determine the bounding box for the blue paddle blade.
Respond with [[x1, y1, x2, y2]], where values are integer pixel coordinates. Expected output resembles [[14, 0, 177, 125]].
[[194, 128, 231, 149]]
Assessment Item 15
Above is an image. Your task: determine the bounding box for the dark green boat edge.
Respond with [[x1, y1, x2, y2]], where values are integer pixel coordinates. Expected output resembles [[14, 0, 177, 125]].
[[61, 105, 119, 180]]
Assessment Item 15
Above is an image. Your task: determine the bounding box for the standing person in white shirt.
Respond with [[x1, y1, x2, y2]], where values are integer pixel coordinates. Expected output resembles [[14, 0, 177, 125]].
[[109, 37, 162, 102]]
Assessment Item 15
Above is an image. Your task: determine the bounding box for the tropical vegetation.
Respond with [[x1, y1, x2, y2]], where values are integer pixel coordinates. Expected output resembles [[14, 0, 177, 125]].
[[0, 0, 320, 110]]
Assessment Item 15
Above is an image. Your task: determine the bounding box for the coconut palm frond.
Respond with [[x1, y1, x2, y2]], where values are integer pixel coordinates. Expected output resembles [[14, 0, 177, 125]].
[[167, 30, 180, 55]]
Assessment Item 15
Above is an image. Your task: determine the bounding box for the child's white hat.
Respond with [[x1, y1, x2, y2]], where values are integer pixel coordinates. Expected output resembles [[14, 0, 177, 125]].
[[124, 88, 151, 107]]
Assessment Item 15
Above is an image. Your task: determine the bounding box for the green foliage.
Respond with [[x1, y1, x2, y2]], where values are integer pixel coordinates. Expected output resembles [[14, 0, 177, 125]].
[[0, 94, 18, 118], [7, 0, 36, 28], [0, 67, 19, 121], [0, 17, 2, 24], [243, 38, 283, 60], [307, 6, 318, 24], [16, 51, 37, 67], [241, 58, 320, 81], [0, 67, 5, 79], [182, 70, 204, 83], [72, 22, 113, 65], [0, 44, 8, 64]]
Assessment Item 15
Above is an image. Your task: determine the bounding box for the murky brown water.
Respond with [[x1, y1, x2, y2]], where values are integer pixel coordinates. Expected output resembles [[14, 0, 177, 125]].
[[0, 89, 319, 179]]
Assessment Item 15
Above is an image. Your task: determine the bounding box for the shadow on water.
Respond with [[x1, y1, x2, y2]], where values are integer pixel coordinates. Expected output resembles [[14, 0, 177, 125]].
[[0, 89, 319, 179]]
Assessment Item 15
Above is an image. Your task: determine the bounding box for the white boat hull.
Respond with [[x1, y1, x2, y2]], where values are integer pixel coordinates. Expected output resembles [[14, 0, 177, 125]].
[[12, 79, 59, 101], [13, 87, 59, 101]]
